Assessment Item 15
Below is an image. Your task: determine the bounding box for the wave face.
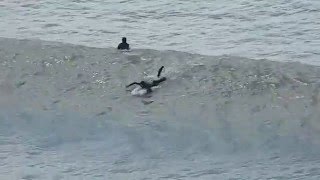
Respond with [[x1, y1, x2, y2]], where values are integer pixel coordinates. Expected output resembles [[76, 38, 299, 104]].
[[1, 38, 320, 179]]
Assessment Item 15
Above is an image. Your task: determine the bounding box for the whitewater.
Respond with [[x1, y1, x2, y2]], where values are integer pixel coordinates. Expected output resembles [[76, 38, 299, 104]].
[[1, 0, 320, 179]]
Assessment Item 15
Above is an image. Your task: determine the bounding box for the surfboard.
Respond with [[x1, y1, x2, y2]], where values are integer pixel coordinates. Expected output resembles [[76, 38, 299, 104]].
[[131, 87, 147, 96], [131, 87, 154, 104], [130, 86, 161, 96]]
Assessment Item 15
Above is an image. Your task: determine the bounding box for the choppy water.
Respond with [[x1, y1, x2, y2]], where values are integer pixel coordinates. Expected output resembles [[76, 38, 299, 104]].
[[0, 0, 320, 64], [1, 38, 320, 179], [1, 0, 320, 179]]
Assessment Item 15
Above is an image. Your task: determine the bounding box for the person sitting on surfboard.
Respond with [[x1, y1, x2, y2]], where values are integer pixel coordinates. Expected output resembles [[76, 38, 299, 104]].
[[117, 37, 130, 50], [126, 66, 166, 94]]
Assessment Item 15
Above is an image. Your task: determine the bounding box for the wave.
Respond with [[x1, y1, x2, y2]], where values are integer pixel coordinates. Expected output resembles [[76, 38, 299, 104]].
[[1, 37, 320, 155]]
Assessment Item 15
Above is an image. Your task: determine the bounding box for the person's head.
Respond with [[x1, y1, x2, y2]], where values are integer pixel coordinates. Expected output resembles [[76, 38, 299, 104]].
[[122, 37, 127, 43]]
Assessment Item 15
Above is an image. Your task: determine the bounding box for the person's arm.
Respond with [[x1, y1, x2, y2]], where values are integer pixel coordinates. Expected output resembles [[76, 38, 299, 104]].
[[157, 66, 164, 77], [126, 82, 141, 88]]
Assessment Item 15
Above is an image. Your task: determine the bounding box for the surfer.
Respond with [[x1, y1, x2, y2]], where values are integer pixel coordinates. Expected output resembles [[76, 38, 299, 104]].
[[126, 66, 166, 94], [117, 37, 130, 50]]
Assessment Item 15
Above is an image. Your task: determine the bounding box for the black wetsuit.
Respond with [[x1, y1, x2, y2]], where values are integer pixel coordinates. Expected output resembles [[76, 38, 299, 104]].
[[126, 66, 166, 94], [117, 37, 130, 50], [126, 77, 166, 93]]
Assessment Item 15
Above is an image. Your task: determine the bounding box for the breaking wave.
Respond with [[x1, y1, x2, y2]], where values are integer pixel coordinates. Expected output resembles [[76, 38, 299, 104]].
[[1, 37, 320, 157]]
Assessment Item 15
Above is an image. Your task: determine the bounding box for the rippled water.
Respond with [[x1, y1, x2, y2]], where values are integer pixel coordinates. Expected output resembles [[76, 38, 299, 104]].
[[0, 0, 319, 64], [1, 1, 320, 179], [1, 38, 320, 179]]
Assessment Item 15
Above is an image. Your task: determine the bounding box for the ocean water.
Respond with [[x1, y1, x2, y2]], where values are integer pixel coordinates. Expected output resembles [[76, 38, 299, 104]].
[[1, 1, 320, 180], [0, 0, 320, 64]]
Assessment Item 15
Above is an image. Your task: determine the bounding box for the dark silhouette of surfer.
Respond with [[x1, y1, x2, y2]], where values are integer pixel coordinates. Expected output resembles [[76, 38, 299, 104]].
[[126, 66, 166, 94], [117, 37, 130, 50]]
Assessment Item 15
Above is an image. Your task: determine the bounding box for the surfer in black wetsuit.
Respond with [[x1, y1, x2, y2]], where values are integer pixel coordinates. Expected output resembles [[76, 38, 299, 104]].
[[126, 66, 166, 94], [117, 37, 130, 50]]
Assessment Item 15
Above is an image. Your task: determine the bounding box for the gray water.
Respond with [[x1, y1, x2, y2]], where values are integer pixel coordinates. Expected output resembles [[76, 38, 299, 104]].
[[1, 38, 320, 179], [1, 0, 320, 179], [0, 0, 320, 64]]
